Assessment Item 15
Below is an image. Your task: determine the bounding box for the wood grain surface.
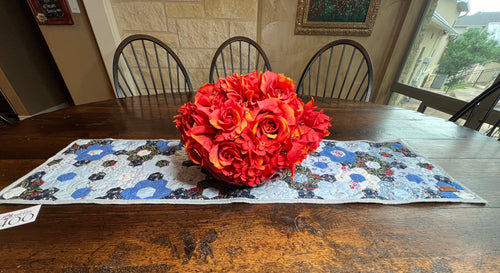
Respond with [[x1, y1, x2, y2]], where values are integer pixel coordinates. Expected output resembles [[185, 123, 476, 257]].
[[0, 95, 499, 272]]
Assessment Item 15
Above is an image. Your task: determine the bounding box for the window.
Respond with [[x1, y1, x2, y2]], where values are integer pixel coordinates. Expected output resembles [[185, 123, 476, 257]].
[[388, 0, 500, 124]]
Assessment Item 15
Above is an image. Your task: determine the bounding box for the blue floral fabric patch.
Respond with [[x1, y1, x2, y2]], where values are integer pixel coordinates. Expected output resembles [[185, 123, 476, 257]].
[[0, 139, 486, 204]]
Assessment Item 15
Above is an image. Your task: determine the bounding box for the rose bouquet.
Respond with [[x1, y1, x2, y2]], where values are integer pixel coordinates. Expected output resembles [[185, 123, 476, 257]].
[[175, 71, 331, 187]]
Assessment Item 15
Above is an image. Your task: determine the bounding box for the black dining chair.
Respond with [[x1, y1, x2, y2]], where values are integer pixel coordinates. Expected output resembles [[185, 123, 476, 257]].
[[296, 39, 374, 102], [112, 34, 193, 101], [0, 113, 12, 125], [0, 89, 18, 125], [209, 36, 272, 83], [449, 80, 500, 140], [485, 119, 500, 140]]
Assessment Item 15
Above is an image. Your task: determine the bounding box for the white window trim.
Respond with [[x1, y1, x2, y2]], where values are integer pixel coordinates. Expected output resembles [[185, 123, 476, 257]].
[[82, 0, 121, 90]]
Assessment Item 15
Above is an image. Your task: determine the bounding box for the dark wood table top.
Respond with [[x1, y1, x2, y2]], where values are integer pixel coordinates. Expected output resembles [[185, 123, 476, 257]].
[[0, 95, 499, 272]]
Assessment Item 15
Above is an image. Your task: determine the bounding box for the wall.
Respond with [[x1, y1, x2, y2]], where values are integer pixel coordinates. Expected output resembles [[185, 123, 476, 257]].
[[37, 0, 115, 105], [0, 1, 71, 116], [111, 0, 259, 90]]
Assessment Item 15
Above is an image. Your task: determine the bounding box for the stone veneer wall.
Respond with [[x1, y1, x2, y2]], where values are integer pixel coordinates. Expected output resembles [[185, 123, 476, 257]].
[[111, 0, 259, 90]]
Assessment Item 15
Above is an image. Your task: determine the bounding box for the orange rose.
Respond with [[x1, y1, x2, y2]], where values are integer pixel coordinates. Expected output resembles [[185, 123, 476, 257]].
[[260, 71, 296, 103], [185, 138, 209, 167], [209, 142, 243, 172], [209, 99, 249, 141], [195, 83, 216, 107], [251, 99, 295, 145], [302, 99, 331, 133]]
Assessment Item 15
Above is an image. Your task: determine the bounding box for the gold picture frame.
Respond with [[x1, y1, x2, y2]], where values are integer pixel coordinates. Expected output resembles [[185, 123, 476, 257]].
[[295, 0, 380, 36]]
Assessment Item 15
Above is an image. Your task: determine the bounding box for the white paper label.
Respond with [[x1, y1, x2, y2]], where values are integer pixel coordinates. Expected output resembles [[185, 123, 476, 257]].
[[0, 205, 41, 230]]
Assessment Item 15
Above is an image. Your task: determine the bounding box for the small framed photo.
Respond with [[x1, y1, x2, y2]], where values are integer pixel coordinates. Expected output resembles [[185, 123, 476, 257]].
[[27, 0, 74, 25]]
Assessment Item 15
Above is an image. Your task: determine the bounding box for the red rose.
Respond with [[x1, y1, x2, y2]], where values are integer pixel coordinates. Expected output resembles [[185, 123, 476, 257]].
[[209, 141, 243, 169], [260, 71, 297, 104], [302, 99, 331, 133], [194, 83, 216, 107], [216, 73, 243, 103], [185, 139, 209, 166], [241, 71, 261, 93], [209, 99, 249, 141], [250, 99, 297, 156], [174, 102, 196, 139]]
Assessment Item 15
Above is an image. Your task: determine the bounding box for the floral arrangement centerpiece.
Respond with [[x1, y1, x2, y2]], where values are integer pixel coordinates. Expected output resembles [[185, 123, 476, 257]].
[[175, 71, 331, 187]]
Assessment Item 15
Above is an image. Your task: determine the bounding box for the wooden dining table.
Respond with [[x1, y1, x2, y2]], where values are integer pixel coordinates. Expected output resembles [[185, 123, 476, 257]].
[[0, 94, 499, 272]]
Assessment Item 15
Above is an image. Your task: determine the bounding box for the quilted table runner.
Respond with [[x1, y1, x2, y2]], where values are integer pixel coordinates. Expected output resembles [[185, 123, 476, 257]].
[[0, 139, 486, 204]]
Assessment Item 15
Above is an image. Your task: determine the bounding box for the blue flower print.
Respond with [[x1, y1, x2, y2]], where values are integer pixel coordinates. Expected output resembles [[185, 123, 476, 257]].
[[301, 155, 343, 176], [121, 179, 171, 199], [57, 172, 76, 182], [156, 140, 183, 155], [314, 162, 328, 169], [405, 174, 423, 183], [320, 146, 356, 163], [350, 173, 366, 183], [75, 144, 115, 162], [391, 143, 404, 149], [72, 187, 92, 199], [156, 141, 170, 151]]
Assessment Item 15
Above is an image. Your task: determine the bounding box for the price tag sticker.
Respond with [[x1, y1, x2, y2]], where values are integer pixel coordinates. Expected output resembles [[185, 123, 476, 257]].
[[0, 205, 41, 230]]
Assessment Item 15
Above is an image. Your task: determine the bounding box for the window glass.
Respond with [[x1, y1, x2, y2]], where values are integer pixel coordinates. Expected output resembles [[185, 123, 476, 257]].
[[389, 0, 500, 119]]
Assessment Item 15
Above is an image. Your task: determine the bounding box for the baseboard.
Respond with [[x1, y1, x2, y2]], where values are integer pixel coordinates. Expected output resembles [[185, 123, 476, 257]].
[[19, 102, 72, 120]]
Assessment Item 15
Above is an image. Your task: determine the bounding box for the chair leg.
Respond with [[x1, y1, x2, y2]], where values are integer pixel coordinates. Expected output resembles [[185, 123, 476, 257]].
[[0, 112, 12, 125]]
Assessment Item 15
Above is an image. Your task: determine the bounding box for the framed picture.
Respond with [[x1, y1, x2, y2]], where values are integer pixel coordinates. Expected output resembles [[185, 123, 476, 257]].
[[27, 0, 74, 25], [295, 0, 380, 36]]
